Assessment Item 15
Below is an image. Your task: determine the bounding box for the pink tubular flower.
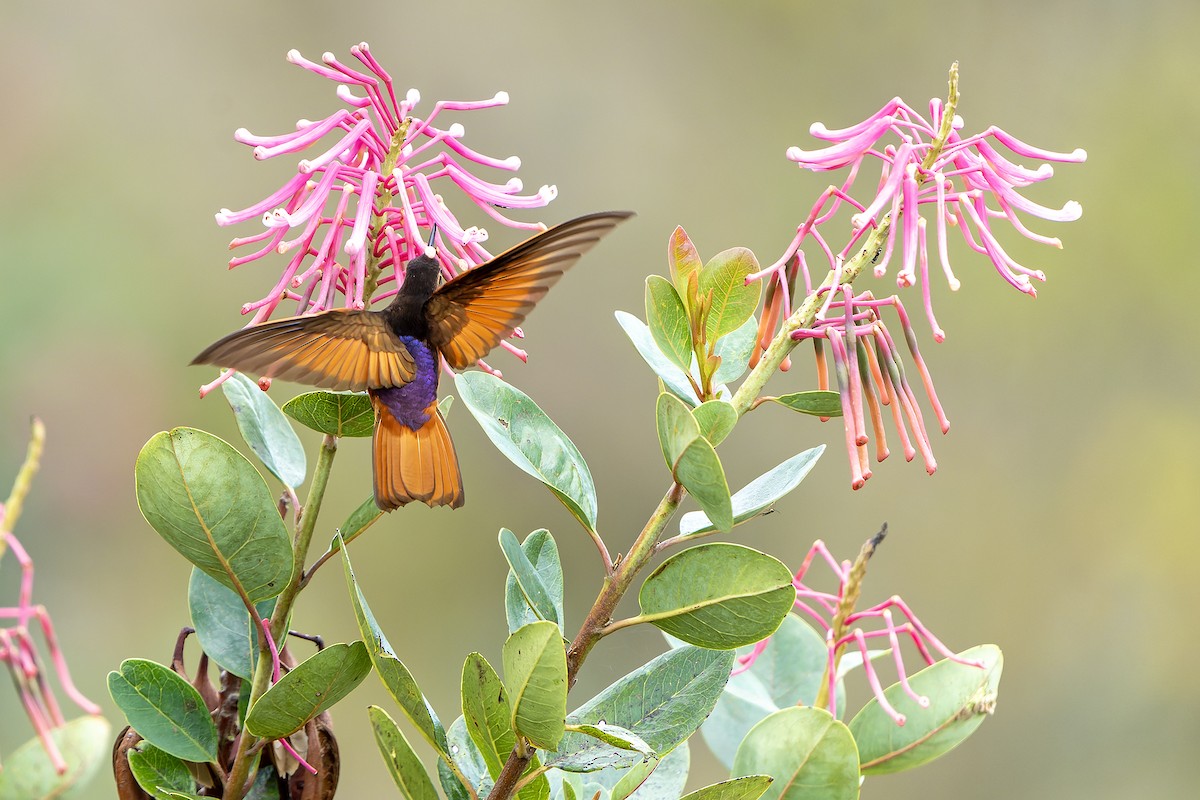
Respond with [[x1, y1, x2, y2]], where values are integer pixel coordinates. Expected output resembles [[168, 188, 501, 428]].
[[735, 536, 982, 726], [755, 71, 1086, 343], [204, 43, 558, 396]]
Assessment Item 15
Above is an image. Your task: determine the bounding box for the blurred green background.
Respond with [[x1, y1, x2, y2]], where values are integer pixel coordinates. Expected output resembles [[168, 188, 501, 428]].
[[2, 1, 1196, 798]]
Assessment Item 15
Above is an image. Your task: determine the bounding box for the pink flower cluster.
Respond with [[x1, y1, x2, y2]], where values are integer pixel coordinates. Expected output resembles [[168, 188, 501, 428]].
[[2, 516, 101, 773], [205, 43, 557, 395], [736, 539, 980, 725], [757, 93, 1086, 342]]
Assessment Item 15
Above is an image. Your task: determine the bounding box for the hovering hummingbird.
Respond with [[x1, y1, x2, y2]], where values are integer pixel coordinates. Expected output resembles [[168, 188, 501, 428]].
[[194, 211, 633, 511]]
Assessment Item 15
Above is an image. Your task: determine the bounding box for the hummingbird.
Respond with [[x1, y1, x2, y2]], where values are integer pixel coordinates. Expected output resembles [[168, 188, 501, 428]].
[[193, 210, 633, 511]]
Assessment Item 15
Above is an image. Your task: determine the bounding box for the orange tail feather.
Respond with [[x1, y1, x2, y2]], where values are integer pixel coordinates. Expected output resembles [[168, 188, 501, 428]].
[[372, 397, 464, 510]]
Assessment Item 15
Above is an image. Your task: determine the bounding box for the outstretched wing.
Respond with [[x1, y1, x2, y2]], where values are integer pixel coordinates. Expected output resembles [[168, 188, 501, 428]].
[[192, 309, 416, 391], [424, 211, 633, 369]]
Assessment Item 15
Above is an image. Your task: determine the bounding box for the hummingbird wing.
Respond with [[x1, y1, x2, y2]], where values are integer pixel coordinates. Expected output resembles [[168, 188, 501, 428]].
[[192, 308, 417, 391], [424, 211, 633, 369]]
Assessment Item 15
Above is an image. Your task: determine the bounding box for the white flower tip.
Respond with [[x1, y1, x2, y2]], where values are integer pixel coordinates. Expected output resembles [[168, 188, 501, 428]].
[[785, 145, 804, 161], [503, 155, 521, 170], [447, 122, 465, 137], [286, 49, 303, 63], [252, 146, 268, 160], [948, 277, 962, 291], [321, 52, 336, 64], [1062, 200, 1083, 221], [1072, 148, 1088, 161], [215, 210, 232, 224], [917, 696, 931, 708], [351, 42, 368, 54], [406, 88, 421, 106], [809, 122, 829, 136], [505, 178, 524, 193], [850, 213, 870, 231], [424, 245, 437, 259], [539, 184, 558, 201], [493, 90, 510, 104], [951, 115, 964, 130], [233, 127, 252, 141], [297, 159, 315, 174]]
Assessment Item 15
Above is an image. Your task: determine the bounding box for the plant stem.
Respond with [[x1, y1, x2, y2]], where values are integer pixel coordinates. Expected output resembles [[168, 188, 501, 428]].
[[0, 418, 45, 561], [223, 434, 339, 799], [484, 482, 684, 800]]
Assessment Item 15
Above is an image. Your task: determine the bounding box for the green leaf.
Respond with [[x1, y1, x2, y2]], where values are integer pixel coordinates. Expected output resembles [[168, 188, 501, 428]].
[[222, 371, 307, 487], [342, 542, 449, 755], [849, 644, 1002, 775], [369, 705, 439, 800], [187, 568, 276, 681], [610, 758, 659, 800], [668, 226, 703, 303], [156, 792, 208, 800], [335, 494, 385, 550], [547, 646, 733, 772], [505, 529, 565, 636], [615, 311, 699, 406], [442, 715, 493, 799], [645, 276, 693, 371], [655, 392, 701, 471], [695, 614, 841, 769], [107, 660, 218, 762], [768, 391, 842, 417], [135, 428, 292, 603], [712, 316, 759, 386], [674, 437, 733, 532], [244, 642, 372, 739], [461, 653, 514, 778], [639, 543, 795, 650], [732, 707, 859, 800], [678, 447, 824, 537], [0, 716, 111, 800], [679, 776, 774, 800], [499, 528, 559, 628], [456, 371, 598, 532], [282, 390, 375, 437], [621, 742, 689, 800], [503, 621, 568, 750], [565, 723, 654, 759], [127, 742, 195, 799], [699, 248, 761, 341], [691, 401, 737, 447]]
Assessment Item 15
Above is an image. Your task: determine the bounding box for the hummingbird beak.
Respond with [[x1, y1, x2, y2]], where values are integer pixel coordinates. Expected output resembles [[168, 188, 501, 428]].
[[424, 224, 439, 259]]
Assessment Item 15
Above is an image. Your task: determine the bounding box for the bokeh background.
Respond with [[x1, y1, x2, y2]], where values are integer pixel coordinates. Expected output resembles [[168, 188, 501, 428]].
[[2, 1, 1196, 798]]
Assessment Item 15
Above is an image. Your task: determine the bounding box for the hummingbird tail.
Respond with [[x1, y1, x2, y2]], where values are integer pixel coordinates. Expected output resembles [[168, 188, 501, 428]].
[[371, 397, 464, 510]]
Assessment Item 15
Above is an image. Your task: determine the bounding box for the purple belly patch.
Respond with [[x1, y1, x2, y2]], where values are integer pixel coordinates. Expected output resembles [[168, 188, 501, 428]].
[[375, 336, 439, 430]]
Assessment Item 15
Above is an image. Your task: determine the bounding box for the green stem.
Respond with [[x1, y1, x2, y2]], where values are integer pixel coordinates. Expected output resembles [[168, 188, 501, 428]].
[[485, 482, 684, 800], [0, 418, 45, 561], [223, 434, 339, 799], [730, 216, 892, 418]]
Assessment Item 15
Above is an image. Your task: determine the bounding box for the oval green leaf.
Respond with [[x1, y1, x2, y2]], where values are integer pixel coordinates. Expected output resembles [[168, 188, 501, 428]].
[[502, 621, 568, 750], [699, 248, 761, 341], [462, 652, 515, 778], [669, 226, 703, 303], [244, 641, 372, 740], [107, 659, 218, 762], [656, 392, 701, 471], [221, 371, 306, 487], [505, 529, 565, 636], [0, 716, 111, 800], [456, 371, 598, 533], [342, 541, 448, 755], [441, 716, 492, 800], [499, 528, 559, 628], [187, 568, 277, 680], [127, 741, 195, 799], [768, 391, 842, 417], [691, 400, 737, 447], [712, 315, 759, 386], [547, 646, 733, 773], [369, 705, 439, 800], [680, 776, 774, 800], [565, 723, 654, 759], [731, 707, 859, 800], [615, 311, 700, 406], [696, 614, 843, 769], [674, 438, 733, 532], [282, 390, 375, 437], [679, 446, 824, 537], [645, 275, 693, 372], [849, 644, 1002, 775], [135, 428, 292, 603], [639, 543, 795, 650]]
